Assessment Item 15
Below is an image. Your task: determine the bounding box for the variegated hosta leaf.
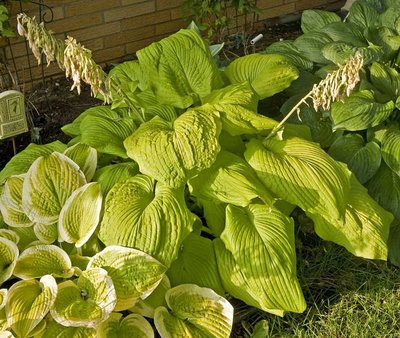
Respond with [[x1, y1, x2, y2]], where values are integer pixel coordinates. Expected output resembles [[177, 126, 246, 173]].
[[220, 204, 305, 314], [0, 309, 7, 331], [22, 152, 86, 225], [97, 313, 154, 338], [0, 230, 19, 245], [245, 137, 350, 222], [130, 275, 170, 318], [64, 143, 98, 182], [309, 171, 393, 260], [0, 238, 18, 285], [41, 319, 97, 338], [0, 175, 32, 227], [13, 244, 73, 280], [93, 162, 139, 197], [5, 275, 57, 337], [328, 134, 381, 184], [202, 82, 277, 136], [331, 90, 395, 131], [51, 268, 116, 328], [136, 29, 223, 109], [0, 289, 6, 309], [70, 255, 90, 271], [0, 330, 14, 337], [189, 150, 274, 207], [87, 246, 166, 311], [58, 182, 102, 248], [33, 222, 58, 244], [11, 226, 37, 251], [124, 109, 221, 188], [154, 284, 233, 338], [224, 54, 299, 99], [167, 233, 225, 296], [98, 175, 196, 266], [0, 141, 67, 185], [382, 129, 400, 176]]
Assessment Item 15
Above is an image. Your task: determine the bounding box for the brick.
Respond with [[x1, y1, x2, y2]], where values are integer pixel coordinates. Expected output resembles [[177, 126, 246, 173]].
[[69, 22, 121, 41], [170, 7, 184, 20], [156, 0, 184, 11], [48, 12, 103, 32], [258, 3, 296, 20], [104, 25, 155, 48], [65, 0, 119, 16], [155, 18, 185, 35], [257, 0, 284, 10], [122, 0, 148, 4], [80, 37, 104, 52], [104, 2, 155, 22], [93, 45, 126, 63], [126, 37, 157, 54], [295, 0, 326, 11], [121, 10, 170, 30]]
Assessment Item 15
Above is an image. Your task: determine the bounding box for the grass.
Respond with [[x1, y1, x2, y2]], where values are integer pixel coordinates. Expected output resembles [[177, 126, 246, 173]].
[[232, 215, 400, 338]]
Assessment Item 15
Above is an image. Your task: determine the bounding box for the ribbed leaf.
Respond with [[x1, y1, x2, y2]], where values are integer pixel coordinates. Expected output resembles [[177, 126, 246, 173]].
[[382, 129, 400, 176], [0, 175, 32, 227], [0, 141, 66, 184], [87, 246, 166, 311], [221, 204, 305, 314], [22, 152, 86, 225], [328, 134, 381, 184], [294, 32, 333, 64], [245, 137, 350, 221], [80, 114, 136, 158], [58, 182, 102, 248], [64, 143, 97, 182], [13, 244, 73, 279], [167, 233, 225, 295], [323, 22, 366, 47], [99, 175, 196, 266], [97, 313, 154, 338], [33, 222, 58, 244], [0, 230, 19, 245], [136, 29, 223, 108], [322, 42, 383, 65], [199, 199, 226, 236], [224, 54, 299, 99], [92, 162, 139, 196], [331, 90, 395, 131], [124, 109, 221, 188], [154, 284, 233, 338], [370, 62, 400, 99], [367, 162, 400, 219], [5, 275, 57, 337], [11, 226, 36, 251], [366, 26, 400, 62], [51, 268, 116, 328], [348, 1, 379, 29], [0, 238, 18, 285], [41, 320, 97, 338], [189, 150, 273, 207], [301, 9, 341, 33], [202, 82, 277, 135]]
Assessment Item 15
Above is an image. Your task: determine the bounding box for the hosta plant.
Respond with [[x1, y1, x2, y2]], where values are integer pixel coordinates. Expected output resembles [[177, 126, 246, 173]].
[[0, 10, 395, 336]]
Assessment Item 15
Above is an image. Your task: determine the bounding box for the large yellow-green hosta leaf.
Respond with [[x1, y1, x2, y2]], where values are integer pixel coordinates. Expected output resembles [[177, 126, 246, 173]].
[[0, 141, 67, 184], [58, 182, 102, 248], [93, 162, 139, 196], [11, 226, 36, 251], [124, 109, 221, 188], [245, 137, 350, 222], [64, 143, 97, 182], [0, 289, 7, 331], [51, 268, 116, 328], [0, 238, 18, 285], [41, 319, 97, 338], [33, 222, 58, 244], [0, 175, 32, 227], [99, 175, 196, 266], [218, 204, 305, 314], [382, 129, 400, 176], [224, 54, 299, 99], [87, 246, 166, 311], [167, 233, 225, 296], [0, 230, 19, 245], [13, 244, 73, 279], [22, 152, 86, 225], [80, 114, 137, 158], [154, 284, 233, 338], [97, 313, 154, 338], [136, 29, 223, 109], [202, 82, 277, 136], [331, 90, 395, 131], [5, 275, 57, 337], [189, 150, 273, 207]]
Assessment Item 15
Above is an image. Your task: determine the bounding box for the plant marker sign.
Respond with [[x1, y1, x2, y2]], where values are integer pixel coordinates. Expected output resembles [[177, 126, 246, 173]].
[[0, 90, 28, 140]]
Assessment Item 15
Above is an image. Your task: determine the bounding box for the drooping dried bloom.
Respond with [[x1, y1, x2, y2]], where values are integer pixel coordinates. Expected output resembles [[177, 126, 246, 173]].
[[310, 52, 363, 111]]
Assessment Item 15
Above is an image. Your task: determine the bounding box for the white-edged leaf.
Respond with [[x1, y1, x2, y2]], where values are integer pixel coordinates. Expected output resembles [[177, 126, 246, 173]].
[[33, 222, 58, 244], [13, 244, 73, 279], [154, 284, 233, 338], [58, 182, 102, 248], [0, 230, 19, 245], [64, 143, 97, 182], [0, 238, 18, 285], [97, 313, 154, 338], [87, 246, 166, 311], [22, 152, 86, 225]]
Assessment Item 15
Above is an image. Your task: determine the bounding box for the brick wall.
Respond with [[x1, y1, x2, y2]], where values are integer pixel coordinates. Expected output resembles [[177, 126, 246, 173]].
[[3, 0, 345, 89]]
